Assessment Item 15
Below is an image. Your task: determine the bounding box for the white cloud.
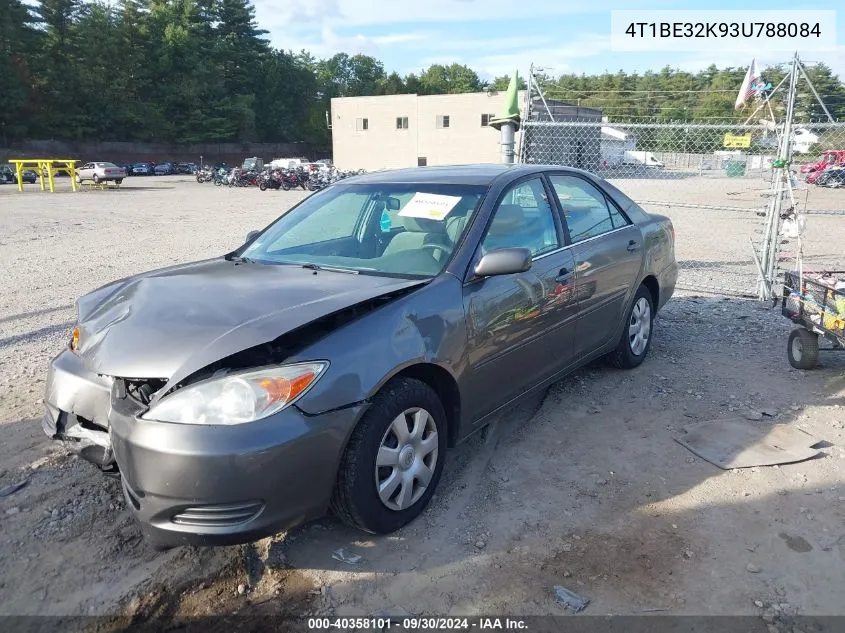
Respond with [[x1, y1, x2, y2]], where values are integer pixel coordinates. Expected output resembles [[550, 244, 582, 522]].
[[449, 33, 613, 79], [254, 0, 612, 29], [670, 46, 845, 80], [372, 33, 430, 45]]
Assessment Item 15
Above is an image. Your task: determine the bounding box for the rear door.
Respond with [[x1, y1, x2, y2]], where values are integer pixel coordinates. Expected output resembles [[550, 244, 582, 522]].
[[462, 176, 578, 422], [547, 173, 644, 359]]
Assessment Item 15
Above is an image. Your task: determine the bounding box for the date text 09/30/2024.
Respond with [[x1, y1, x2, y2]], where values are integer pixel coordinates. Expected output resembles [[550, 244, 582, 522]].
[[307, 617, 529, 630]]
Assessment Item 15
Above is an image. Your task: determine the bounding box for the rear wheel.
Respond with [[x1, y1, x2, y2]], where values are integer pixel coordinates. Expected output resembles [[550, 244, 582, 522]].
[[331, 378, 447, 534], [787, 328, 819, 369], [608, 284, 654, 369], [115, 178, 123, 185]]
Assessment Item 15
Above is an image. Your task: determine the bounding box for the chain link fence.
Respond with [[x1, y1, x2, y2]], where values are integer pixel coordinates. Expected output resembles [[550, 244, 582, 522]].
[[519, 120, 845, 297]]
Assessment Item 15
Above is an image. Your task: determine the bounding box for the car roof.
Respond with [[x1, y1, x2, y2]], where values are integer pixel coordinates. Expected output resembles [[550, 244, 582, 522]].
[[341, 163, 601, 186]]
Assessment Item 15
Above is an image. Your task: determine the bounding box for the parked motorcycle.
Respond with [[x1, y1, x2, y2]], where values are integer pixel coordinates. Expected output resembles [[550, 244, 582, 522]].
[[196, 168, 213, 183], [258, 169, 282, 191]]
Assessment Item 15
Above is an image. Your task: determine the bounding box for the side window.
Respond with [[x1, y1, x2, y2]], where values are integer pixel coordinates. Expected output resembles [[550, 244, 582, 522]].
[[549, 175, 629, 243], [481, 178, 560, 257]]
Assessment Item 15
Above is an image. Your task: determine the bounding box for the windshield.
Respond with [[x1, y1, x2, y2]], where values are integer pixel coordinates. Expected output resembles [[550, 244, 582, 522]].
[[241, 183, 487, 277]]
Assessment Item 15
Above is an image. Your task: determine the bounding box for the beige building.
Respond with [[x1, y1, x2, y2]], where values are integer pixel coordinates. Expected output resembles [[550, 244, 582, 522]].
[[330, 91, 528, 171]]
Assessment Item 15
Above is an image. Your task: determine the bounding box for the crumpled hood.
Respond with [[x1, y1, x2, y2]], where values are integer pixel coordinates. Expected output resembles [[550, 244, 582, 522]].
[[74, 258, 424, 386]]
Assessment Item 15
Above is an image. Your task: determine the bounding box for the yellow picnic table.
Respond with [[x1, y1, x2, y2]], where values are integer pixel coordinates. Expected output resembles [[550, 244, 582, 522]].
[[8, 159, 80, 192]]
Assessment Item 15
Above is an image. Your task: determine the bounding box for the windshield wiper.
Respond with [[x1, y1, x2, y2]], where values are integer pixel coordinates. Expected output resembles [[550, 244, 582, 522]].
[[227, 254, 255, 263], [301, 263, 359, 274]]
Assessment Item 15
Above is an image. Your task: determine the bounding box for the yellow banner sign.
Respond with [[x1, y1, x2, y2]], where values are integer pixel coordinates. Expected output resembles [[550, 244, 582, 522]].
[[723, 133, 752, 149]]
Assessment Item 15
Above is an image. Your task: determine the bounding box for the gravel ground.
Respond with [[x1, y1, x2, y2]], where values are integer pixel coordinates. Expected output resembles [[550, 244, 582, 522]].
[[0, 176, 843, 630]]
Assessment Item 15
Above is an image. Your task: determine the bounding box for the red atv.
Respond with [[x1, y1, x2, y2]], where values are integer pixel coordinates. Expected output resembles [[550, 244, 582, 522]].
[[801, 150, 845, 179]]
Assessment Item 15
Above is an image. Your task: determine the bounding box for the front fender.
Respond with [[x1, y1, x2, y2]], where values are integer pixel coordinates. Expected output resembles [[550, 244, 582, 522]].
[[292, 275, 468, 416]]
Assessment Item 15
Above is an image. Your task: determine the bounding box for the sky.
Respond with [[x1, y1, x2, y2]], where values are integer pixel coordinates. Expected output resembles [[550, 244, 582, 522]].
[[252, 0, 844, 80]]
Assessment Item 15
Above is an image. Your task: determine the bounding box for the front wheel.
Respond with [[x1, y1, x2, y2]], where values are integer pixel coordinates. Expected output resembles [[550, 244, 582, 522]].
[[787, 328, 819, 369], [259, 181, 267, 191], [331, 377, 447, 534], [608, 284, 654, 369], [93, 174, 101, 184]]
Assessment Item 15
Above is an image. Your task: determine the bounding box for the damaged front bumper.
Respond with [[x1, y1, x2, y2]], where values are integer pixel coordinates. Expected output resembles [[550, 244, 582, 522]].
[[43, 348, 366, 546], [43, 349, 116, 468]]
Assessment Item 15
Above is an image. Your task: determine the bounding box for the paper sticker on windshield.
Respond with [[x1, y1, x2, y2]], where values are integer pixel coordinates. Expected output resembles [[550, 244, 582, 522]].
[[379, 210, 392, 232], [398, 193, 462, 221]]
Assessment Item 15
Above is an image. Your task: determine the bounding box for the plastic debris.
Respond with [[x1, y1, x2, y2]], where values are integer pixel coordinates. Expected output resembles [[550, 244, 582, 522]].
[[0, 479, 28, 498], [553, 585, 590, 612], [332, 548, 362, 565]]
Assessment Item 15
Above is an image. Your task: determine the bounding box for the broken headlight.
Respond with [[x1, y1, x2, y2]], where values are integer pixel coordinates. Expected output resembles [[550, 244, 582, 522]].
[[141, 362, 328, 425]]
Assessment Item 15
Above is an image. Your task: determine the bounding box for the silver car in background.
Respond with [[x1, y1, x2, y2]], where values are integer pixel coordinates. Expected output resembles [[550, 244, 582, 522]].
[[75, 162, 126, 184]]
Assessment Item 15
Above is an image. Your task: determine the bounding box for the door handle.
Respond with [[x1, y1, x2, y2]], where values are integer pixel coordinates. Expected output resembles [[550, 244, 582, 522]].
[[627, 240, 640, 252], [555, 267, 573, 282]]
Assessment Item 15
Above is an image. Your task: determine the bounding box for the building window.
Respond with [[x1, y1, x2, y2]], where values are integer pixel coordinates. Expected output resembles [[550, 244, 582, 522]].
[[481, 113, 495, 126], [418, 157, 427, 166], [356, 118, 369, 131], [436, 115, 450, 129], [396, 116, 409, 130]]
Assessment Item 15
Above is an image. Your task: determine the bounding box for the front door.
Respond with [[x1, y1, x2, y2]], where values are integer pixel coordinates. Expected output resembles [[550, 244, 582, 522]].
[[547, 174, 644, 358], [462, 176, 579, 422]]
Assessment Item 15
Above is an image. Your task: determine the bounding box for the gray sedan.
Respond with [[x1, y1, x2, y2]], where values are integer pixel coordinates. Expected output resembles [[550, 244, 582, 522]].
[[43, 164, 677, 547]]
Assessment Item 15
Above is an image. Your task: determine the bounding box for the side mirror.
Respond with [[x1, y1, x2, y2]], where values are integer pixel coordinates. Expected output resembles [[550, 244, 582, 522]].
[[246, 230, 260, 242], [474, 248, 532, 278]]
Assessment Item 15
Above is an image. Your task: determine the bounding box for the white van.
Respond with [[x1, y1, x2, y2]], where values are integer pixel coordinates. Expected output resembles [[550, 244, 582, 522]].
[[622, 151, 665, 168], [269, 157, 311, 170]]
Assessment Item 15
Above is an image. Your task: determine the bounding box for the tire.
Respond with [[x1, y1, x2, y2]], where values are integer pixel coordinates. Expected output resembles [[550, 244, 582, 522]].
[[93, 174, 100, 184], [214, 179, 222, 187], [115, 179, 123, 185], [331, 377, 447, 534], [75, 175, 81, 184], [787, 328, 819, 369], [608, 284, 655, 369], [281, 182, 290, 191], [259, 181, 267, 191]]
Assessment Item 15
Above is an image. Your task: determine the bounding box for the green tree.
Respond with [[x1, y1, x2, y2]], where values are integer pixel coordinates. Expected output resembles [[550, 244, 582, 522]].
[[377, 71, 407, 95], [418, 63, 482, 94], [795, 63, 845, 122], [30, 0, 84, 137], [488, 74, 526, 91], [0, 0, 40, 144]]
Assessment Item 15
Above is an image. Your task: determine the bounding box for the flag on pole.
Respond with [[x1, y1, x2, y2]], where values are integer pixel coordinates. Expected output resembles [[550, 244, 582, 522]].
[[735, 59, 762, 110]]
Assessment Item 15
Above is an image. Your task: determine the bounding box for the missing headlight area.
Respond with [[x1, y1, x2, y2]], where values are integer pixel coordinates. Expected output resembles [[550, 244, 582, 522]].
[[120, 378, 166, 406]]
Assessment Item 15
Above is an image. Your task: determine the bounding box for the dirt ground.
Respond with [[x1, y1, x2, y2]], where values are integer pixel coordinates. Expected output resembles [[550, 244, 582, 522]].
[[0, 177, 843, 630]]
